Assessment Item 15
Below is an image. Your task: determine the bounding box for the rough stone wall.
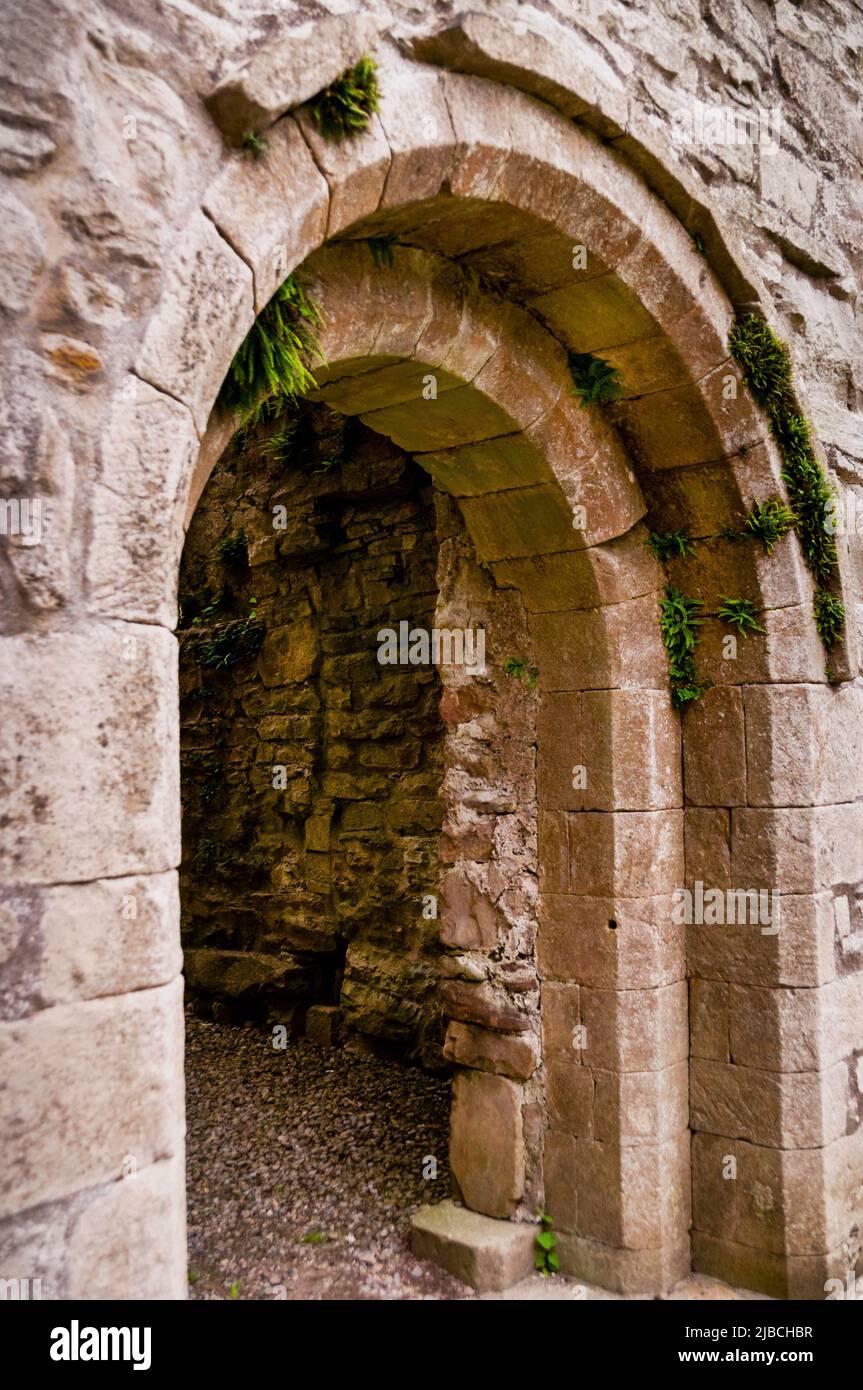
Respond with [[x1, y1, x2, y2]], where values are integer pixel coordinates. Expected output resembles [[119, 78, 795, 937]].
[[179, 403, 446, 1062]]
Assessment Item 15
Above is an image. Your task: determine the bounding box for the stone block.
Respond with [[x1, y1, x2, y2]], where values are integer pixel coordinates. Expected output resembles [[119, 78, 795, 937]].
[[573, 1130, 691, 1250], [538, 894, 685, 990], [441, 868, 502, 950], [135, 210, 254, 434], [529, 593, 668, 691], [203, 118, 329, 311], [376, 50, 456, 210], [443, 1022, 539, 1081], [542, 1130, 578, 1233], [690, 1057, 848, 1148], [744, 684, 863, 808], [580, 981, 689, 1072], [557, 1230, 691, 1296], [305, 1004, 341, 1048], [568, 810, 683, 898], [592, 1061, 688, 1146], [86, 379, 199, 626], [692, 1232, 852, 1301], [419, 431, 552, 499], [0, 625, 180, 885], [0, 871, 182, 1018], [731, 805, 863, 894], [579, 689, 681, 811], [684, 807, 731, 890], [361, 384, 515, 452], [686, 891, 835, 989], [682, 686, 746, 807], [67, 1155, 186, 1299], [491, 530, 662, 615], [459, 483, 582, 562], [0, 978, 184, 1217], [410, 1200, 535, 1293], [202, 13, 380, 143], [450, 1070, 525, 1219], [546, 1059, 594, 1135]]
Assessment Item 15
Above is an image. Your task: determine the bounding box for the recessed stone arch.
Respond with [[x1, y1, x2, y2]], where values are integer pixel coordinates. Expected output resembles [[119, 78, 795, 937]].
[[4, 33, 861, 1304]]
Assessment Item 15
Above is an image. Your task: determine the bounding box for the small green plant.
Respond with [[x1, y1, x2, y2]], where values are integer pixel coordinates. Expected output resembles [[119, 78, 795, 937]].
[[242, 130, 269, 157], [187, 1269, 200, 1286], [690, 232, 706, 255], [647, 529, 695, 561], [535, 1212, 560, 1277], [717, 597, 766, 637], [191, 838, 231, 869], [299, 1228, 328, 1245], [216, 531, 248, 566], [729, 314, 843, 651], [567, 350, 624, 408], [504, 656, 539, 689], [743, 498, 796, 555], [229, 1280, 240, 1299], [308, 55, 379, 141], [186, 598, 265, 670], [659, 585, 709, 708], [366, 233, 401, 269], [814, 590, 845, 649], [219, 274, 323, 422]]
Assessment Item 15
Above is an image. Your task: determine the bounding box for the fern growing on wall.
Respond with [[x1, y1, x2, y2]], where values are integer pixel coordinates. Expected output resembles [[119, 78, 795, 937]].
[[659, 585, 709, 709], [729, 314, 844, 655], [218, 275, 323, 422], [567, 351, 624, 408], [308, 56, 380, 141]]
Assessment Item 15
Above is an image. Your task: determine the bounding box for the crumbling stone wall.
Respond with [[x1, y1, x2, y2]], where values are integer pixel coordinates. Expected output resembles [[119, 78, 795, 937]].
[[179, 403, 446, 1063]]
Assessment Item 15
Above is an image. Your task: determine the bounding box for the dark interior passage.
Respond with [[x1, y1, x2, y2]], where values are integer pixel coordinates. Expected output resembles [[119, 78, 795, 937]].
[[177, 402, 446, 1065]]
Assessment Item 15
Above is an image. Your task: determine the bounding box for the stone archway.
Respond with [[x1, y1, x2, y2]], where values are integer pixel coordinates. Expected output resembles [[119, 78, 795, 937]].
[[2, 34, 861, 1303]]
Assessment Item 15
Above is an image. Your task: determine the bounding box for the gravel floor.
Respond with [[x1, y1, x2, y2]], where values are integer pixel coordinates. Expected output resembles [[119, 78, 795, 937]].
[[185, 1014, 470, 1301]]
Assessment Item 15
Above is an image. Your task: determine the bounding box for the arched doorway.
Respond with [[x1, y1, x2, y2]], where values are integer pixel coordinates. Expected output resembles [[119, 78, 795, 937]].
[[3, 37, 858, 1303]]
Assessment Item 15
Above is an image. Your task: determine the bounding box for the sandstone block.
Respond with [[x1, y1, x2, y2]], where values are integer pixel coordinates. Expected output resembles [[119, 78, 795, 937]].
[[67, 1155, 186, 1299], [443, 1022, 539, 1081], [530, 593, 668, 691], [580, 981, 689, 1072], [744, 684, 863, 807], [0, 625, 180, 885], [450, 1070, 525, 1218], [731, 805, 863, 894], [202, 14, 380, 144], [0, 871, 181, 1019], [0, 979, 184, 1218], [683, 686, 746, 807], [135, 211, 254, 434], [538, 894, 685, 990], [568, 810, 683, 897], [203, 118, 329, 311], [410, 1200, 535, 1293], [592, 1061, 688, 1146], [690, 1057, 847, 1148], [87, 379, 198, 625]]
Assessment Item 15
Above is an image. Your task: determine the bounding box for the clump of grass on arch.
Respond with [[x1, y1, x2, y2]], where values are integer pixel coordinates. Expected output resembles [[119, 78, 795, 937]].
[[218, 274, 324, 425], [307, 55, 380, 141]]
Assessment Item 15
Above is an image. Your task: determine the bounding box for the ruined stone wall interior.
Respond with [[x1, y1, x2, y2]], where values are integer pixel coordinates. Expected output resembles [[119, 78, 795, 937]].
[[1, 0, 862, 1303], [179, 402, 447, 1062]]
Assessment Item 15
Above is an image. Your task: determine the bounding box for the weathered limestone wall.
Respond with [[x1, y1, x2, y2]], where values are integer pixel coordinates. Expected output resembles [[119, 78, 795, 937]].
[[1, 0, 862, 1302], [178, 402, 446, 1062]]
